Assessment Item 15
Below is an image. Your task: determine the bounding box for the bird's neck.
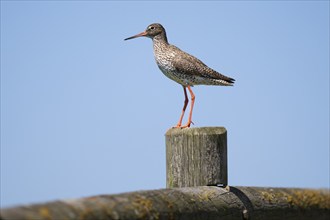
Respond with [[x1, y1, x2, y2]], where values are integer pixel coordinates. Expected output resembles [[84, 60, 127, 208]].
[[152, 34, 169, 57], [152, 33, 169, 46]]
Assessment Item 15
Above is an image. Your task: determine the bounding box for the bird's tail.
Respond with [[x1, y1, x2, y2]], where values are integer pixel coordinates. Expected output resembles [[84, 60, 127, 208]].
[[217, 75, 235, 86]]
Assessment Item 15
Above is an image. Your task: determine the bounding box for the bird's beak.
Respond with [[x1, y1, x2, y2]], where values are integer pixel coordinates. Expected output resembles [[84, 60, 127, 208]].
[[124, 31, 148, 41]]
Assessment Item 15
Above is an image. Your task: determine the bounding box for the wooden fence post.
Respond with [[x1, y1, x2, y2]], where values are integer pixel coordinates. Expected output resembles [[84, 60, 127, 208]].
[[2, 126, 330, 220], [166, 127, 228, 188]]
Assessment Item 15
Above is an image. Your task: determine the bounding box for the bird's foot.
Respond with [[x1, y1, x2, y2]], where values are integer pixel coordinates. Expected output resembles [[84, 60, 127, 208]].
[[180, 122, 191, 128], [173, 121, 194, 129], [173, 123, 182, 128]]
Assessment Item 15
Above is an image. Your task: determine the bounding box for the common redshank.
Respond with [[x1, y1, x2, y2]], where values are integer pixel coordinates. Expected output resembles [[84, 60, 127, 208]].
[[125, 23, 235, 128]]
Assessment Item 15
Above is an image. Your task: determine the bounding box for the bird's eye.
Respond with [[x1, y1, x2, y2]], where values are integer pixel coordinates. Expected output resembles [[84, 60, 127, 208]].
[[149, 26, 155, 30]]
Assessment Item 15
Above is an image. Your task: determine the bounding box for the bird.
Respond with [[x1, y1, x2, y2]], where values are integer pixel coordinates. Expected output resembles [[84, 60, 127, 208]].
[[124, 23, 235, 128]]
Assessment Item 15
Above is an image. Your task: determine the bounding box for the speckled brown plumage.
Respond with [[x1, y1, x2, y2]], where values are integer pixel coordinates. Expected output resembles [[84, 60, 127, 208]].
[[125, 23, 235, 128]]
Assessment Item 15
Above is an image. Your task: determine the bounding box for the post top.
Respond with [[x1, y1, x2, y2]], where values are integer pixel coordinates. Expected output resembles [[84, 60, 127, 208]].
[[166, 127, 227, 136]]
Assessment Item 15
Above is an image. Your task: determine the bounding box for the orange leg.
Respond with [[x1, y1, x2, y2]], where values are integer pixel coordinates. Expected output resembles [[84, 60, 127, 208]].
[[175, 86, 189, 128], [181, 86, 195, 128]]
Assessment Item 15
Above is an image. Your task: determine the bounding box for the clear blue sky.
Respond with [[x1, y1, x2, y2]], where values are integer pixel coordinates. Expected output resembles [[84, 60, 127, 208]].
[[1, 1, 329, 208]]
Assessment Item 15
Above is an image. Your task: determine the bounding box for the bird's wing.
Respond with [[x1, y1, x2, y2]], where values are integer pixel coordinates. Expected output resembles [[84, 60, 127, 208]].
[[171, 47, 207, 77], [171, 46, 235, 84]]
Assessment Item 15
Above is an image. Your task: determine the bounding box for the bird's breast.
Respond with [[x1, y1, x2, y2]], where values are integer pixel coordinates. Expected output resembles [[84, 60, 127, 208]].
[[152, 43, 191, 86], [154, 49, 175, 67], [155, 57, 192, 86]]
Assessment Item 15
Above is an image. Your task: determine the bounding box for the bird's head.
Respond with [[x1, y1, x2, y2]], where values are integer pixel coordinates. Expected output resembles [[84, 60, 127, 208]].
[[125, 23, 167, 41]]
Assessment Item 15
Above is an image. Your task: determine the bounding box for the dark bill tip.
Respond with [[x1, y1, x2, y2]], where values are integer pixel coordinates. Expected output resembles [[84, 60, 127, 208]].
[[124, 36, 137, 41]]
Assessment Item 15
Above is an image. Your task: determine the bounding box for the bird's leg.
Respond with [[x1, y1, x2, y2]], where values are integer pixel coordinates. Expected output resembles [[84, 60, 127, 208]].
[[174, 86, 189, 128], [181, 86, 195, 128]]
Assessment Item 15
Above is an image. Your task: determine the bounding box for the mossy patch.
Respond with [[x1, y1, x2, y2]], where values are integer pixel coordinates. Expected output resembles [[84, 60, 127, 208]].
[[287, 189, 330, 209], [132, 195, 159, 220]]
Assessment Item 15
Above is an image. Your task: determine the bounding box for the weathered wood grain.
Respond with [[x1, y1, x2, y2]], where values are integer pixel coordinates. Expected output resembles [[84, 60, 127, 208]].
[[2, 127, 329, 220], [166, 127, 227, 188], [1, 187, 329, 220]]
